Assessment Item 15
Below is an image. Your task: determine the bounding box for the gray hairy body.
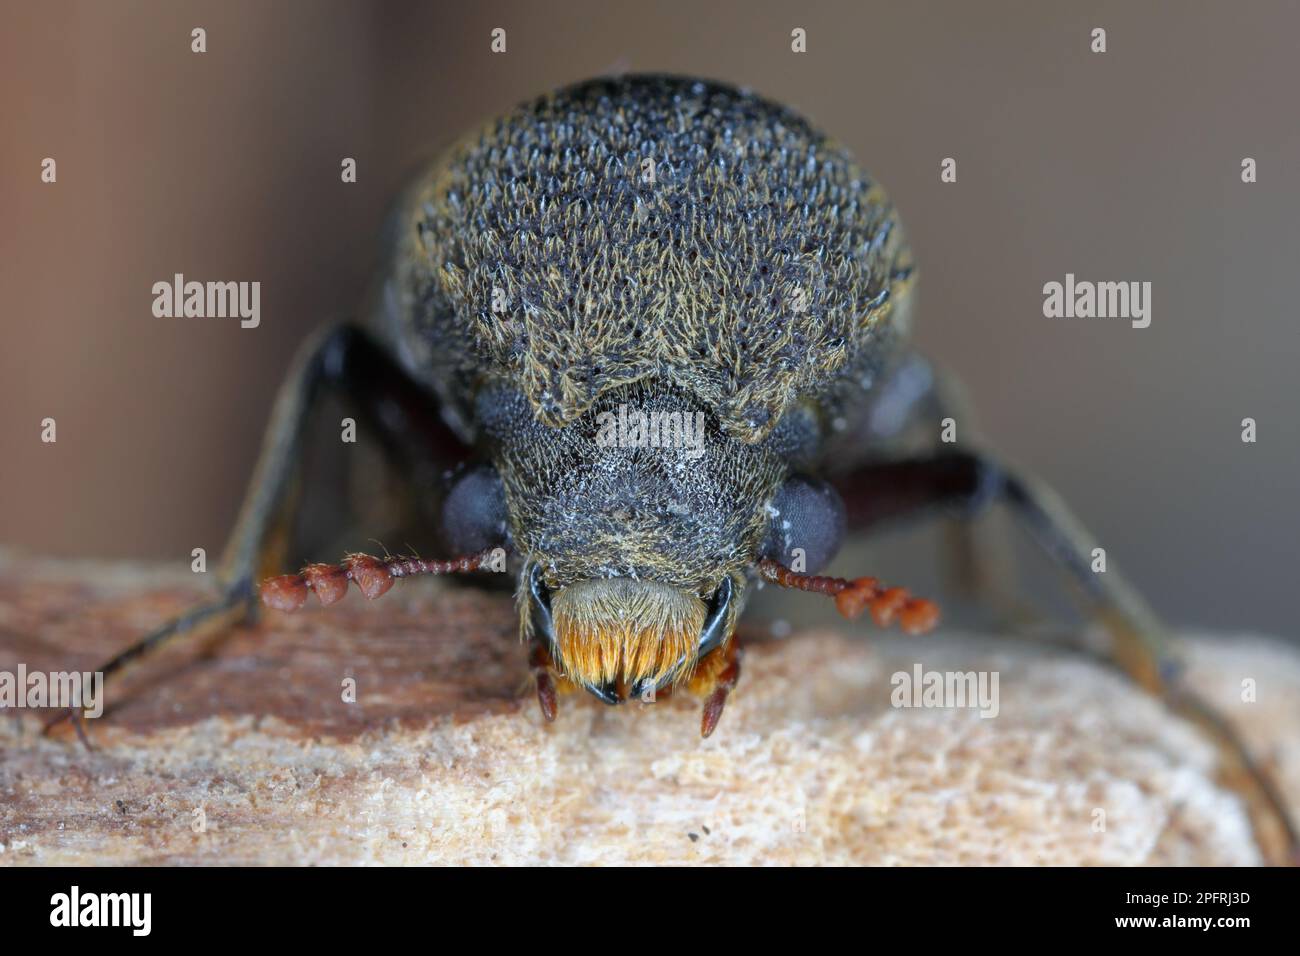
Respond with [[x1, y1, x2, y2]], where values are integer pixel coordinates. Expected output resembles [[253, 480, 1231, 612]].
[[372, 74, 914, 597]]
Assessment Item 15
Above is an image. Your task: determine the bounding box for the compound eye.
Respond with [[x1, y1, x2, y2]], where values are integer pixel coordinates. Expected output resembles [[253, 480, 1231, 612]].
[[441, 464, 508, 554], [762, 475, 846, 575]]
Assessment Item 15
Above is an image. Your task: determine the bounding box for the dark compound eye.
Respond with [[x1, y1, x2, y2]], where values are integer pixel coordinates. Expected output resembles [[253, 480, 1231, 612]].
[[441, 464, 508, 554], [762, 475, 846, 575]]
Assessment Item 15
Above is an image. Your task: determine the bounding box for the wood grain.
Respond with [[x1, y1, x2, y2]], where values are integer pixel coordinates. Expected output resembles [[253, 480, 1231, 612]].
[[1, 550, 1296, 865]]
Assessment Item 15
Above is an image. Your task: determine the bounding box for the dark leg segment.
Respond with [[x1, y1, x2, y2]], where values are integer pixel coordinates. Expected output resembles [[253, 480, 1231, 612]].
[[529, 641, 559, 722], [827, 353, 1019, 611], [46, 324, 468, 734], [689, 638, 743, 739], [834, 451, 1171, 683], [831, 448, 1299, 864]]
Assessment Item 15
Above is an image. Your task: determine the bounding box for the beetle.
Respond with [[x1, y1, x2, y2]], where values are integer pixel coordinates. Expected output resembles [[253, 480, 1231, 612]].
[[51, 74, 1296, 862]]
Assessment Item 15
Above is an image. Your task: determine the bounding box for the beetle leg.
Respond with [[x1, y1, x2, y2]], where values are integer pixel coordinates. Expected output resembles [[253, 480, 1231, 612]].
[[833, 451, 1169, 677], [528, 640, 560, 722], [688, 638, 743, 738], [525, 638, 586, 722], [830, 448, 1300, 865], [828, 353, 1021, 614], [220, 324, 469, 583], [44, 323, 471, 739]]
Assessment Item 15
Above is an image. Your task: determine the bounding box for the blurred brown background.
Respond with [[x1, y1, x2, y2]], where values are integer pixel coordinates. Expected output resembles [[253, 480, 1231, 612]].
[[2, 0, 1297, 635]]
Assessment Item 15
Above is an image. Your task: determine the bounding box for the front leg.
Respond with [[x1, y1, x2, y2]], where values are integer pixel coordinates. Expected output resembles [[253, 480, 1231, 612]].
[[689, 638, 743, 738], [828, 448, 1299, 865], [47, 324, 471, 736], [832, 451, 1171, 687]]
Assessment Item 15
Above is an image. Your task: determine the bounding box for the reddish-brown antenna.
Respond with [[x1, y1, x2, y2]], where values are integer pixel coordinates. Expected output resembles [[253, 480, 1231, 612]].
[[260, 547, 503, 612], [756, 558, 939, 634]]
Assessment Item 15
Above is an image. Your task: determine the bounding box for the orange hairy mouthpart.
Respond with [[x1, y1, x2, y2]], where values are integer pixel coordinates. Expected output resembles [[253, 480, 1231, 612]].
[[548, 578, 708, 688]]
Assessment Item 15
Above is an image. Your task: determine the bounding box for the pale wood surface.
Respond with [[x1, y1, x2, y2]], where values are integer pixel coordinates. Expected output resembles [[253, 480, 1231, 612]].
[[1, 550, 1296, 865]]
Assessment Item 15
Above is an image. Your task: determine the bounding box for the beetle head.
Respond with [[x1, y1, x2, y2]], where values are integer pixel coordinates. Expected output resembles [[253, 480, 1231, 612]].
[[261, 370, 933, 713], [464, 377, 837, 702]]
